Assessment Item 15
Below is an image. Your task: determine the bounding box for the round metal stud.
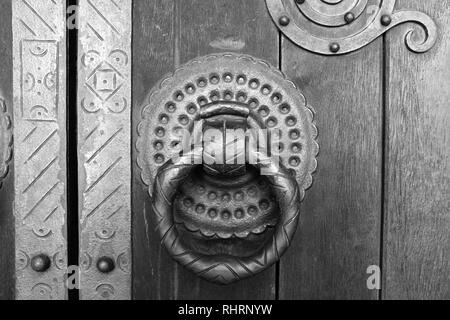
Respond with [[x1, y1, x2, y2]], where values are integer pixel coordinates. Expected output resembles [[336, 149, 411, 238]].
[[279, 16, 290, 27], [344, 12, 355, 24], [31, 254, 51, 273], [97, 257, 115, 274], [329, 42, 341, 53], [381, 14, 392, 26]]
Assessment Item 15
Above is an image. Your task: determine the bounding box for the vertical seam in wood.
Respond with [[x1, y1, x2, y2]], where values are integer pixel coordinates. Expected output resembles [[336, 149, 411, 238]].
[[173, 0, 180, 300], [130, 0, 135, 300], [276, 30, 283, 301], [380, 33, 390, 301], [67, 0, 79, 301], [173, 0, 181, 68]]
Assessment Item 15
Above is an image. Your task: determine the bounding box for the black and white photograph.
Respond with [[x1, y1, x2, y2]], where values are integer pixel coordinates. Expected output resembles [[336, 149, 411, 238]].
[[0, 0, 448, 307]]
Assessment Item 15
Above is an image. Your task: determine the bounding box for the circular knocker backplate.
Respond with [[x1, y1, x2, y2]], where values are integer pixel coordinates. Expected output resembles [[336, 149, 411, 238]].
[[0, 98, 12, 189], [266, 0, 437, 55], [137, 53, 318, 284]]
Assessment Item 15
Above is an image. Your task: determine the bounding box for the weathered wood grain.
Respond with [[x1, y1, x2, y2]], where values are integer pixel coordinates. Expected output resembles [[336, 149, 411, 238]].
[[280, 39, 383, 299], [132, 0, 176, 300], [383, 0, 450, 300], [178, 0, 279, 66]]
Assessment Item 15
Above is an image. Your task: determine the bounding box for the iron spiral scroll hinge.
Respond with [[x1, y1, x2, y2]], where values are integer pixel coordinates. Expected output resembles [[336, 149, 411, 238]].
[[266, 0, 438, 55]]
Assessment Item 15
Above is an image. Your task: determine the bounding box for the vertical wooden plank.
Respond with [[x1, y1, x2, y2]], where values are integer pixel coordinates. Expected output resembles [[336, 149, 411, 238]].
[[12, 0, 67, 300], [0, 0, 13, 300], [173, 0, 279, 300], [280, 41, 383, 299], [178, 0, 279, 66], [132, 0, 279, 300], [78, 0, 132, 300], [384, 0, 450, 300], [132, 0, 176, 300]]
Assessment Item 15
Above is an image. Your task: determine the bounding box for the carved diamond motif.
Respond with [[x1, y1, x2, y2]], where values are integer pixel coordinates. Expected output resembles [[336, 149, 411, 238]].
[[86, 61, 124, 101]]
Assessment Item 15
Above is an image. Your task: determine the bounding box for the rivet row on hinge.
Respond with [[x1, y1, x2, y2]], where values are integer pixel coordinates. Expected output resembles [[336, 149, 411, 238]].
[[267, 0, 438, 55]]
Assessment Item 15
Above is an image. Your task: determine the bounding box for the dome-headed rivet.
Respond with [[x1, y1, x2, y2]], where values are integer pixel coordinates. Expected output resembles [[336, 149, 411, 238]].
[[279, 16, 290, 27], [381, 15, 392, 26], [344, 12, 355, 24], [97, 257, 115, 274], [31, 254, 51, 273], [329, 42, 340, 53]]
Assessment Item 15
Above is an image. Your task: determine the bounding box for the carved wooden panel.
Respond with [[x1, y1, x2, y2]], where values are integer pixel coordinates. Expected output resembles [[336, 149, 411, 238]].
[[78, 0, 132, 300], [12, 0, 67, 300]]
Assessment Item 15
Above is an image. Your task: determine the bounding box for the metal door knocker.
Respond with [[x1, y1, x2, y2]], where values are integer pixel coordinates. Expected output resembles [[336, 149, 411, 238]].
[[0, 98, 12, 189], [137, 53, 319, 284], [266, 0, 438, 55]]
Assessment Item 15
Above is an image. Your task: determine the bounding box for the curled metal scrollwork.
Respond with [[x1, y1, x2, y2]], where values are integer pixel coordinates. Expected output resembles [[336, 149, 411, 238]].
[[0, 98, 13, 189], [266, 0, 438, 55], [137, 53, 318, 284]]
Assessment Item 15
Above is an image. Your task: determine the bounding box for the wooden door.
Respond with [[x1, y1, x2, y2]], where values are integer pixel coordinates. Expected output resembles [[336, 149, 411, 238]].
[[0, 0, 448, 300], [131, 0, 449, 300], [132, 0, 279, 300]]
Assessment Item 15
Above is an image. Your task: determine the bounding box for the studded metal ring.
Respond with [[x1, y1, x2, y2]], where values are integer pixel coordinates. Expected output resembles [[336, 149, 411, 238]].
[[137, 53, 319, 200], [137, 53, 318, 284]]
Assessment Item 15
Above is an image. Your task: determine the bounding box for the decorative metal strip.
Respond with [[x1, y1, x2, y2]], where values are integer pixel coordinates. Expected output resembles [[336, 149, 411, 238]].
[[78, 0, 132, 300], [12, 0, 67, 300], [266, 0, 438, 55]]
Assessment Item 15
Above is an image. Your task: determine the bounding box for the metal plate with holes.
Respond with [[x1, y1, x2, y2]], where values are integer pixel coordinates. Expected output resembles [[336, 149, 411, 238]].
[[12, 0, 67, 300], [78, 0, 132, 300], [137, 53, 319, 284], [0, 98, 12, 189], [266, 0, 438, 55]]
